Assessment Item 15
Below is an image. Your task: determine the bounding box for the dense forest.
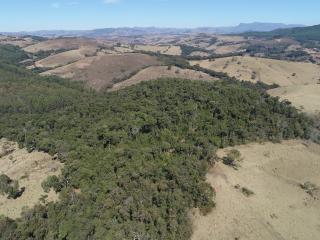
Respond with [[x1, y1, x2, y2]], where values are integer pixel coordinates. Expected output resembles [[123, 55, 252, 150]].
[[0, 45, 312, 239], [242, 24, 320, 44]]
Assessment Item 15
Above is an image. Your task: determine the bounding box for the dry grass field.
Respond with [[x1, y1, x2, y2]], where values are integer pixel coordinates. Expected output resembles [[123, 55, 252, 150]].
[[268, 84, 320, 114], [42, 53, 160, 90], [191, 140, 320, 240], [23, 37, 101, 53], [189, 51, 210, 57], [207, 43, 246, 54], [133, 44, 182, 55], [191, 56, 320, 86], [0, 139, 62, 219], [34, 47, 98, 68], [0, 36, 36, 48], [111, 66, 217, 91]]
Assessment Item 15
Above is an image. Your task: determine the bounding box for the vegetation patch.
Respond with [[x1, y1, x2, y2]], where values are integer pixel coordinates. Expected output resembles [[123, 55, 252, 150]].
[[0, 45, 313, 239], [300, 182, 319, 197], [0, 174, 24, 199], [241, 187, 255, 197], [222, 149, 242, 169]]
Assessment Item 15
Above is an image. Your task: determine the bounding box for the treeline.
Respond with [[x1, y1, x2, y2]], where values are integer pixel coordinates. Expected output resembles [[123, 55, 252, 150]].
[[242, 24, 320, 44], [154, 53, 279, 91], [0, 45, 28, 64], [0, 45, 313, 239], [245, 44, 315, 63]]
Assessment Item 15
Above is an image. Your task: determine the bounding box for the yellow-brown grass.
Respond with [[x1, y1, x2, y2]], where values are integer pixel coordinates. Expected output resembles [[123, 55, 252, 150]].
[[23, 38, 101, 53], [191, 140, 320, 240], [111, 66, 217, 91], [191, 56, 320, 86], [42, 53, 160, 90], [0, 139, 63, 219], [268, 84, 320, 114]]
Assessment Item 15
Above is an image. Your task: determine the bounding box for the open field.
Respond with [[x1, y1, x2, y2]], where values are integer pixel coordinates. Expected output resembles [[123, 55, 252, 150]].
[[42, 53, 160, 90], [207, 43, 246, 54], [0, 139, 62, 219], [23, 37, 102, 53], [34, 47, 98, 68], [268, 84, 320, 114], [191, 140, 320, 240], [191, 56, 320, 86], [133, 44, 182, 55], [0, 36, 36, 48], [111, 65, 217, 90]]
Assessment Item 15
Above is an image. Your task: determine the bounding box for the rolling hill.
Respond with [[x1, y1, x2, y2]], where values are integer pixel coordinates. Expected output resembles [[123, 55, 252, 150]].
[[0, 44, 312, 239], [243, 24, 320, 42], [1, 23, 305, 38]]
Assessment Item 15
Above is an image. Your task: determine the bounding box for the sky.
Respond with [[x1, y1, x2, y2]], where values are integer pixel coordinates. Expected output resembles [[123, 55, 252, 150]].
[[1, 0, 320, 31]]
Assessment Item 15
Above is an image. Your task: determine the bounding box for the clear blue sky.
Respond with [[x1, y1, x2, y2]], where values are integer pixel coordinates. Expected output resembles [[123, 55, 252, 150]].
[[1, 0, 320, 31]]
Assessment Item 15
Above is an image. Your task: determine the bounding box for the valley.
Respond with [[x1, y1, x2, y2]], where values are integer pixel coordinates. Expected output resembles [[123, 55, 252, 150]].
[[0, 22, 320, 239]]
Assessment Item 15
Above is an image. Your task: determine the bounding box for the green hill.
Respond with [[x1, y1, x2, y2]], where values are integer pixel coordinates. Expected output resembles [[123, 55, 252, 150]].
[[243, 24, 320, 42], [0, 46, 312, 240]]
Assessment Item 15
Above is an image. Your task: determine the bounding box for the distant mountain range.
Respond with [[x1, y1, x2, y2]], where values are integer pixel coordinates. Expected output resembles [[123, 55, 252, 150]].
[[1, 22, 305, 38]]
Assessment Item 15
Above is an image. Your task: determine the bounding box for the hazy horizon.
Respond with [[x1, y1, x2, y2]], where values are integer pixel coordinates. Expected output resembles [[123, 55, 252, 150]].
[[0, 22, 310, 33], [1, 0, 319, 32]]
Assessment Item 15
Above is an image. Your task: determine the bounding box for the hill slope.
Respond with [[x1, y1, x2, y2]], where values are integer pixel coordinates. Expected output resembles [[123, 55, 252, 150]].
[[0, 45, 313, 239], [191, 56, 320, 86], [192, 140, 320, 240], [243, 24, 320, 42]]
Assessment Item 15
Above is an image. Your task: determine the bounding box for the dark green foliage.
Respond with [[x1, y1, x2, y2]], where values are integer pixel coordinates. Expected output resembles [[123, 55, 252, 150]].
[[33, 48, 74, 60], [241, 187, 254, 197], [0, 45, 28, 64], [249, 24, 320, 41], [0, 216, 18, 240], [243, 24, 320, 44], [0, 174, 23, 199], [22, 35, 48, 42], [41, 176, 63, 193], [185, 52, 244, 61], [222, 149, 241, 167], [246, 44, 314, 62], [0, 48, 312, 239], [179, 44, 209, 56]]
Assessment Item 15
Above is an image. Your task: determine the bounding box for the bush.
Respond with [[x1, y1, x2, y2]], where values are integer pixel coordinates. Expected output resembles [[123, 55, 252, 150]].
[[0, 174, 24, 199], [41, 175, 63, 193], [222, 149, 241, 167], [241, 187, 254, 197]]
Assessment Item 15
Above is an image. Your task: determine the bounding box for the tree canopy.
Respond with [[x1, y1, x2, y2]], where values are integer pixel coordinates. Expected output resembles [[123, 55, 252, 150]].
[[0, 45, 312, 240]]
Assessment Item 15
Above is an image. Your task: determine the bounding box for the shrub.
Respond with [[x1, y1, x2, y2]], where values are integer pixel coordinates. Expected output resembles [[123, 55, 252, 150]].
[[222, 149, 241, 167], [241, 187, 254, 197], [300, 182, 319, 197], [41, 175, 63, 193], [0, 174, 24, 199]]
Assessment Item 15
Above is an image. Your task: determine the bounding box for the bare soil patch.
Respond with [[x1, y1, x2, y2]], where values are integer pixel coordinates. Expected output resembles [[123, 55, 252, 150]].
[[42, 53, 160, 90]]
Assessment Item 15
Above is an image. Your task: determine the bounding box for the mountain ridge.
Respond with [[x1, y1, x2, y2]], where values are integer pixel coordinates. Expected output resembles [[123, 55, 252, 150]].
[[1, 22, 304, 37]]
